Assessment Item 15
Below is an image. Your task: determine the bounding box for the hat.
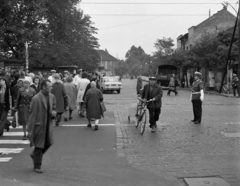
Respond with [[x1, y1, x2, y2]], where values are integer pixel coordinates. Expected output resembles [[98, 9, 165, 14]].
[[77, 69, 82, 73], [194, 71, 202, 78], [51, 70, 56, 73], [149, 76, 156, 80]]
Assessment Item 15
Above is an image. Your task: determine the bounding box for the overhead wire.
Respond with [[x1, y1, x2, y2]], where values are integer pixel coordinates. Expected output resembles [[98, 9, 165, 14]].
[[98, 0, 221, 30]]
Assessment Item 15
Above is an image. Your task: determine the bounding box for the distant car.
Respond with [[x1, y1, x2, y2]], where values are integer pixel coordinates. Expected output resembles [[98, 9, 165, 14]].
[[99, 76, 122, 94]]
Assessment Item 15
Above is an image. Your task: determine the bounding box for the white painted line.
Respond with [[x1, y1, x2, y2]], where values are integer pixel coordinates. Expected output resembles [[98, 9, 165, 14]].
[[61, 124, 115, 127], [0, 148, 24, 154], [9, 126, 23, 129], [0, 140, 30, 144], [3, 132, 24, 136], [0, 157, 12, 162]]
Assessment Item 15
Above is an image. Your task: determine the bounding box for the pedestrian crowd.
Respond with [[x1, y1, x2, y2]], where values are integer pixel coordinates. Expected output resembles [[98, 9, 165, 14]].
[[0, 68, 105, 173]]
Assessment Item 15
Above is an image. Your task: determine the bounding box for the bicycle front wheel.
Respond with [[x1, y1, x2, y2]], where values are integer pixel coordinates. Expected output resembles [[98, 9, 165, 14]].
[[135, 106, 142, 128], [140, 112, 147, 135]]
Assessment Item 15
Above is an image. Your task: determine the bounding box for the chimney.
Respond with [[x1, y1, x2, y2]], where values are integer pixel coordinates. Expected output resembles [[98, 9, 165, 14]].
[[209, 9, 211, 17]]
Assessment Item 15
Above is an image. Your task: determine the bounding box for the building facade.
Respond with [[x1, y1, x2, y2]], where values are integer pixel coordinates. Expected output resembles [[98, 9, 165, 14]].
[[96, 49, 118, 76], [176, 6, 236, 90]]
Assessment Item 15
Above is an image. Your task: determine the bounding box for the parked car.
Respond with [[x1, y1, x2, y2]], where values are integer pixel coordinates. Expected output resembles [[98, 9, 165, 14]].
[[99, 76, 122, 94]]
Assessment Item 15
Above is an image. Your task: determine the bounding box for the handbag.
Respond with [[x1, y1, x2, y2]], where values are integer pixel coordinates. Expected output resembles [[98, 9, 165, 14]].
[[168, 86, 175, 91], [100, 101, 106, 113]]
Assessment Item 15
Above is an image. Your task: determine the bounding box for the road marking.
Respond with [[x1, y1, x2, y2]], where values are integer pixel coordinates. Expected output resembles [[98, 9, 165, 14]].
[[0, 140, 30, 144], [0, 157, 12, 162], [0, 148, 24, 154], [61, 124, 115, 127], [220, 132, 240, 138], [9, 126, 23, 129], [3, 132, 24, 136]]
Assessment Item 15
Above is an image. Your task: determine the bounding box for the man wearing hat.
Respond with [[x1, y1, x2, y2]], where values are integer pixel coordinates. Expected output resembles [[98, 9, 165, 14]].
[[141, 76, 163, 132], [190, 72, 204, 124], [232, 74, 239, 97], [48, 70, 56, 84]]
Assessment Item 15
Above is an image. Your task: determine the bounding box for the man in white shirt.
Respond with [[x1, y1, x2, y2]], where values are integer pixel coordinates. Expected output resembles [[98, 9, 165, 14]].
[[48, 70, 56, 83], [76, 72, 90, 117], [73, 69, 82, 86]]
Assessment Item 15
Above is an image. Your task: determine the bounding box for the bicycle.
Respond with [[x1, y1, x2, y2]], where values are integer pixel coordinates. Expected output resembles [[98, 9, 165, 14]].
[[136, 97, 154, 135], [135, 97, 144, 128]]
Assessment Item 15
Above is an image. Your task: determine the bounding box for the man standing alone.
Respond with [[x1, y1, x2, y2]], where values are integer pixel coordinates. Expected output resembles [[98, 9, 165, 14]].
[[232, 74, 239, 97], [190, 72, 204, 124], [28, 80, 56, 173]]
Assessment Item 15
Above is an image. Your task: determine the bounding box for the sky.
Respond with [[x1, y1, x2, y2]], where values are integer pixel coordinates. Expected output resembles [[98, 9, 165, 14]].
[[78, 0, 238, 60]]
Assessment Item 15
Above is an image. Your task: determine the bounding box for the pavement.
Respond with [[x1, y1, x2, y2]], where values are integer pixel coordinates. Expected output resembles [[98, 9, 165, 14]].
[[111, 80, 240, 186]]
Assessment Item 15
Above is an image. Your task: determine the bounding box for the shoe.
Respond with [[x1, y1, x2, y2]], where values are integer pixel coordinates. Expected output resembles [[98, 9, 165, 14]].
[[69, 117, 72, 120], [55, 121, 59, 126], [95, 125, 98, 130], [6, 126, 9, 132], [149, 125, 152, 128], [64, 118, 67, 122], [87, 124, 92, 128], [194, 121, 201, 124], [151, 126, 156, 133], [22, 136, 27, 140], [175, 93, 178, 96], [34, 169, 43, 173], [191, 120, 196, 122]]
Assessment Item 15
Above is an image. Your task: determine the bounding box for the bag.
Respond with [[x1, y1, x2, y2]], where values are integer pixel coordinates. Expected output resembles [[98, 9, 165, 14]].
[[11, 111, 19, 128], [168, 86, 175, 91], [100, 101, 106, 113]]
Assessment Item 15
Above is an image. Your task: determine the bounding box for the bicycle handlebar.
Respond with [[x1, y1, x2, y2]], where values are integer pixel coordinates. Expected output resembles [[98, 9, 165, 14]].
[[137, 97, 154, 103]]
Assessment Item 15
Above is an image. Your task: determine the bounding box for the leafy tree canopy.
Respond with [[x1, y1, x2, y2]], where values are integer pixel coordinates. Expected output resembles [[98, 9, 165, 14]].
[[0, 0, 100, 70]]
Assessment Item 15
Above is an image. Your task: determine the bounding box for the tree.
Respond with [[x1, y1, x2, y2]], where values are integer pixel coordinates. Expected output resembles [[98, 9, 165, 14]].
[[0, 0, 100, 70], [125, 45, 150, 76], [114, 60, 128, 78], [154, 37, 175, 56]]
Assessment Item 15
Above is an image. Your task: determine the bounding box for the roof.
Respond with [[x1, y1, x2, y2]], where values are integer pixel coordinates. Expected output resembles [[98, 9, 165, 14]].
[[97, 50, 118, 62], [189, 7, 236, 30]]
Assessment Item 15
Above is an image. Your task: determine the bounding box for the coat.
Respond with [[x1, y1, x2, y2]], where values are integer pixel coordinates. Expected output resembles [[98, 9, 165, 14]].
[[64, 82, 77, 110], [76, 78, 90, 103], [28, 91, 56, 148], [84, 88, 103, 119], [51, 80, 67, 113], [141, 83, 163, 108]]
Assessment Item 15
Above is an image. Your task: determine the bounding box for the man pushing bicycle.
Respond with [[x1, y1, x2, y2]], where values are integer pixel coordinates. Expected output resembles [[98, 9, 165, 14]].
[[141, 76, 163, 132]]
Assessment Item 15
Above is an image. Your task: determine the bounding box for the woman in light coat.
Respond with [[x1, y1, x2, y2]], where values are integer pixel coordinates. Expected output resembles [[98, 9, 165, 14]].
[[84, 81, 103, 130], [63, 76, 77, 121]]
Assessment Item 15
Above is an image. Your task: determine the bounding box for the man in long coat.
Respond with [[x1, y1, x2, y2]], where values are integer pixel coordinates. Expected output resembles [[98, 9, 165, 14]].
[[28, 80, 56, 173]]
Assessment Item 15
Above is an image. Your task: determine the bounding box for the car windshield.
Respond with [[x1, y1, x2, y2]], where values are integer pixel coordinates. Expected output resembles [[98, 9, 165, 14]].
[[104, 78, 120, 82]]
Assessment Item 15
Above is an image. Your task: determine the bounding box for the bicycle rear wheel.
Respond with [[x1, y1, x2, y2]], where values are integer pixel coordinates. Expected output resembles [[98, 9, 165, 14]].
[[140, 112, 147, 135]]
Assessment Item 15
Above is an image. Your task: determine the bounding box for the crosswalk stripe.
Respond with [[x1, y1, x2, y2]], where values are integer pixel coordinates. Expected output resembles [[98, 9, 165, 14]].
[[0, 140, 30, 144], [61, 124, 115, 127], [0, 157, 12, 162], [9, 126, 23, 129], [0, 148, 24, 154], [3, 132, 24, 136]]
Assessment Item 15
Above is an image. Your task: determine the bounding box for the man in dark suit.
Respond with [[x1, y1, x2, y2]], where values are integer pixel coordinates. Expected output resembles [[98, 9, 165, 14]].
[[141, 77, 163, 132], [28, 80, 56, 173]]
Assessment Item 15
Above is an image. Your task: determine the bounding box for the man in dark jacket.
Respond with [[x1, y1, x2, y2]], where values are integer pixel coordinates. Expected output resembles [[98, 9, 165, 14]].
[[28, 80, 56, 173], [141, 77, 163, 132]]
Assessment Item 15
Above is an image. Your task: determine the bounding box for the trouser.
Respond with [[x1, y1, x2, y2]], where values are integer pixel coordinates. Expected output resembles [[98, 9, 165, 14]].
[[192, 100, 202, 123], [0, 104, 9, 136], [32, 144, 51, 169], [148, 107, 161, 127], [167, 86, 178, 95], [233, 86, 239, 97]]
